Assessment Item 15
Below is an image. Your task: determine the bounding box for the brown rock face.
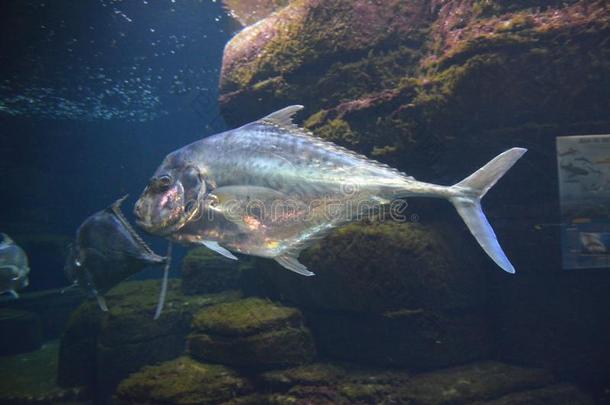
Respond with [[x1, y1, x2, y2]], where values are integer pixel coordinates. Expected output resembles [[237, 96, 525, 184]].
[[187, 298, 316, 369], [216, 0, 610, 384]]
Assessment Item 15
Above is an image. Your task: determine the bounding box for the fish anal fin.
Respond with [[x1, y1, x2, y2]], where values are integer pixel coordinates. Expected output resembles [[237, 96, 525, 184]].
[[260, 105, 304, 129], [275, 255, 314, 276], [202, 241, 238, 260]]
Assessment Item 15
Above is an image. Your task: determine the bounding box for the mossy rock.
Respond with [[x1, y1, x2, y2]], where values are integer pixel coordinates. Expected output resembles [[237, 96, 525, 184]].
[[255, 360, 592, 404], [243, 220, 488, 314], [191, 297, 302, 336], [181, 247, 244, 295], [188, 298, 316, 369], [0, 309, 42, 355], [57, 279, 241, 399], [217, 1, 610, 282], [306, 307, 492, 369], [219, 0, 431, 124], [478, 383, 593, 405], [259, 363, 347, 390], [0, 340, 88, 403], [115, 356, 253, 405], [222, 0, 290, 27]]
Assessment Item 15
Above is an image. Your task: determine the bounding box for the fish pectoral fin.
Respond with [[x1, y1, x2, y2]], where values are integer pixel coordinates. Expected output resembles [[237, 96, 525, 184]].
[[8, 290, 19, 299], [61, 283, 78, 294], [95, 294, 109, 312], [275, 255, 314, 276], [202, 241, 238, 260]]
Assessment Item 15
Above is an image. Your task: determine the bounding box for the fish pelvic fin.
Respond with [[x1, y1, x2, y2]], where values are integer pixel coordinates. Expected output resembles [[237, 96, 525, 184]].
[[275, 255, 315, 276], [95, 294, 109, 312], [449, 148, 527, 274], [202, 241, 238, 260], [154, 242, 172, 320]]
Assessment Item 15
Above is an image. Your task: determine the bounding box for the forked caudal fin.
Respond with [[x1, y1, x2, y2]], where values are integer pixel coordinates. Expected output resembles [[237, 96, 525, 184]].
[[448, 148, 527, 274]]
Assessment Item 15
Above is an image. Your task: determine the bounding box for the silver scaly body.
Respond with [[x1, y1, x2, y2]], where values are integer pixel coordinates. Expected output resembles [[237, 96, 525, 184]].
[[138, 106, 526, 276]]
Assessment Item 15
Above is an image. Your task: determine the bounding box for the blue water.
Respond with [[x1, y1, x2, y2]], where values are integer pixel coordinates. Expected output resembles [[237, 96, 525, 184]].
[[0, 0, 233, 291]]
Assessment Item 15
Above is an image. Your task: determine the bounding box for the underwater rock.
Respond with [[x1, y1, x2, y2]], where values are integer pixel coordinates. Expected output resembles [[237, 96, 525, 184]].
[[219, 0, 433, 125], [188, 297, 316, 369], [115, 356, 253, 405], [218, 0, 610, 276], [57, 279, 241, 399], [0, 287, 84, 340], [222, 0, 290, 27], [306, 307, 492, 369], [493, 274, 610, 390], [0, 340, 89, 404], [478, 383, 594, 405], [254, 361, 592, 404], [238, 221, 492, 369], [0, 309, 42, 355], [242, 221, 488, 313], [181, 247, 243, 295]]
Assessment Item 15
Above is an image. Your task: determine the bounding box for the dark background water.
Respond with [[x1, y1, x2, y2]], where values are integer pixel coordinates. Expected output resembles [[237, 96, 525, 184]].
[[0, 0, 234, 291]]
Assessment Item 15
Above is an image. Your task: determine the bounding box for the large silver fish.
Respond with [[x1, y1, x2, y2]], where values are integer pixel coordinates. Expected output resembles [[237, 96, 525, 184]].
[[134, 105, 526, 275], [0, 234, 30, 298]]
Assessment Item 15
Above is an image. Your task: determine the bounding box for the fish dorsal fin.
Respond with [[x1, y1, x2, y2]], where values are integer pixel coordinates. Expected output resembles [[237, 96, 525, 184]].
[[258, 105, 414, 181], [1, 233, 14, 245], [260, 105, 304, 129]]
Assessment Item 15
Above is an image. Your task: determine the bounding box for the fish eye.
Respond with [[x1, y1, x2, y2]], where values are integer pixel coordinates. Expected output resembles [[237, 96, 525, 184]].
[[157, 174, 172, 191]]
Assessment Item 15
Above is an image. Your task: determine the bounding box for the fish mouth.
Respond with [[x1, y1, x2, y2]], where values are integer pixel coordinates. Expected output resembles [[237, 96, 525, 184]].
[[111, 196, 165, 262]]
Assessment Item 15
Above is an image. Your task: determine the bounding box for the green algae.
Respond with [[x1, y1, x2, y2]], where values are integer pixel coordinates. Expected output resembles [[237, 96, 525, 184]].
[[312, 118, 361, 148], [191, 297, 301, 336], [189, 325, 316, 369], [115, 356, 252, 405], [0, 340, 60, 397], [57, 280, 242, 394], [260, 363, 347, 388]]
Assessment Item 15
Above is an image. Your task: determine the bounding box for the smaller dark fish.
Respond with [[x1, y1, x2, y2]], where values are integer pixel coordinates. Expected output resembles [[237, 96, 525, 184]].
[[65, 196, 167, 312]]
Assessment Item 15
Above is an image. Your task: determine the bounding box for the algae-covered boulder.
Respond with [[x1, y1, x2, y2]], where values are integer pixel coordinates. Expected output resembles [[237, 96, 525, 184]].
[[219, 0, 610, 275], [181, 247, 244, 295], [243, 220, 488, 313], [188, 297, 316, 369], [0, 309, 42, 355], [219, 0, 432, 125], [222, 0, 290, 27], [255, 361, 592, 404], [239, 221, 491, 369], [307, 307, 492, 369], [57, 279, 241, 399], [115, 356, 253, 405], [0, 340, 88, 404], [479, 384, 594, 405]]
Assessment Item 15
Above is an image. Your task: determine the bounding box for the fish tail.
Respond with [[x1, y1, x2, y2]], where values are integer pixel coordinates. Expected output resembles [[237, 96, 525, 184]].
[[448, 148, 527, 274]]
